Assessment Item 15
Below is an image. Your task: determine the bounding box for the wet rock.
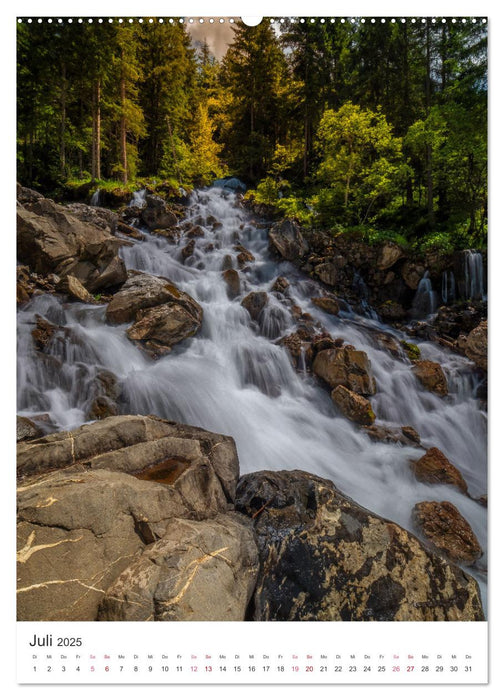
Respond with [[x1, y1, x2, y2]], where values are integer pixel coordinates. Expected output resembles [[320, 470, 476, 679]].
[[17, 189, 126, 292], [464, 320, 487, 371], [106, 273, 201, 327], [311, 296, 340, 316], [221, 254, 234, 271], [401, 426, 421, 444], [377, 300, 407, 322], [151, 227, 180, 242], [119, 204, 143, 223], [412, 360, 448, 396], [140, 194, 178, 230], [279, 329, 314, 370], [87, 396, 119, 421], [413, 501, 483, 566], [127, 300, 203, 355], [235, 470, 484, 621], [17, 416, 44, 442], [181, 239, 195, 261], [116, 221, 146, 241], [364, 424, 421, 446], [411, 447, 468, 494], [186, 224, 205, 238], [56, 275, 95, 304], [222, 269, 241, 299], [31, 315, 58, 352], [331, 386, 375, 425], [269, 219, 309, 261], [377, 242, 405, 270], [235, 245, 255, 269], [271, 276, 290, 294], [241, 291, 268, 322], [313, 345, 376, 396], [373, 331, 402, 358], [97, 514, 258, 622]]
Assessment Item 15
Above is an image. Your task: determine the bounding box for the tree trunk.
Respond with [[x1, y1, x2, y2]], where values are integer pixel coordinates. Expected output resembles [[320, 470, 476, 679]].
[[96, 79, 101, 181], [120, 54, 128, 185], [91, 79, 101, 182], [60, 62, 67, 179]]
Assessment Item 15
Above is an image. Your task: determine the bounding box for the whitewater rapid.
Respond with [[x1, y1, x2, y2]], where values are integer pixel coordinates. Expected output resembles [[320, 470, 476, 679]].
[[17, 186, 488, 606]]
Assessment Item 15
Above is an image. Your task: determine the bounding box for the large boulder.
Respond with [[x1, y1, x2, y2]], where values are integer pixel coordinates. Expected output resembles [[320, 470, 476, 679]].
[[377, 242, 405, 270], [126, 301, 203, 356], [106, 273, 203, 356], [412, 360, 448, 396], [17, 414, 239, 502], [236, 470, 484, 621], [140, 194, 178, 230], [410, 447, 468, 494], [17, 188, 127, 292], [412, 501, 483, 566], [313, 345, 376, 396], [97, 514, 258, 621], [65, 202, 118, 234], [269, 219, 309, 261], [17, 416, 248, 621]]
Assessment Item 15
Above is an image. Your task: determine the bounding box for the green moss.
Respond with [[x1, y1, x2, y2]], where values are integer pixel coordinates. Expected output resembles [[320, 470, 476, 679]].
[[401, 340, 421, 361]]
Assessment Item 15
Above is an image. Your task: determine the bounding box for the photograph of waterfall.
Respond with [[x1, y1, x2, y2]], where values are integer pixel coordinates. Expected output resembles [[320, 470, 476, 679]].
[[16, 16, 487, 626]]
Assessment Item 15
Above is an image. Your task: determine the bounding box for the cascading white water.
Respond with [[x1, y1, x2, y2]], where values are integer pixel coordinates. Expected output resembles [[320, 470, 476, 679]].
[[464, 249, 485, 301], [90, 188, 101, 206], [129, 188, 147, 207], [412, 270, 437, 317], [442, 270, 456, 304], [17, 186, 487, 608]]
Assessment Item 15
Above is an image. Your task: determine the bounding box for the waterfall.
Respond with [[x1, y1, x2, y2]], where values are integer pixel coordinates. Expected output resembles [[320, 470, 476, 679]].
[[441, 270, 456, 304], [412, 271, 437, 318], [90, 188, 101, 206], [464, 249, 485, 301], [17, 185, 487, 607], [129, 188, 147, 207]]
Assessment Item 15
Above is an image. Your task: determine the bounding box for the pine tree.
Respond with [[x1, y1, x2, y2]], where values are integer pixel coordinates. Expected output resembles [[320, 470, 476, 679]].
[[221, 20, 289, 181]]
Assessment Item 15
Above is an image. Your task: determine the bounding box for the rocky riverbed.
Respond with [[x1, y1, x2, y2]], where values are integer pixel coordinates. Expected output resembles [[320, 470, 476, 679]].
[[16, 182, 487, 620]]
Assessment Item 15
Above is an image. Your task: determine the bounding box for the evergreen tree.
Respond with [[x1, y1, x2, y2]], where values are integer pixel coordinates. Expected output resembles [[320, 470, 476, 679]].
[[136, 22, 196, 176], [221, 20, 289, 181]]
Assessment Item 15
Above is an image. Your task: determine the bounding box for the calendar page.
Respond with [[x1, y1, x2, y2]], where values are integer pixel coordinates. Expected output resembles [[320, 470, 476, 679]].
[[13, 0, 490, 689]]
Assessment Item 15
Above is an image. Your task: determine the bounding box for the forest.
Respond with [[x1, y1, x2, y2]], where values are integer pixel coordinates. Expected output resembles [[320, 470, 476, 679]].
[[17, 18, 487, 250]]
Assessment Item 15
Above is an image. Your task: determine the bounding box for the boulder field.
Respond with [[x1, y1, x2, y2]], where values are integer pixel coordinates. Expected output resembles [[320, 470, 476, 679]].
[[17, 415, 484, 622]]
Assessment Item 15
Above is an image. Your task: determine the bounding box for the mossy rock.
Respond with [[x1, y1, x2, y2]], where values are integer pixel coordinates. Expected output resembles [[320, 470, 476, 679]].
[[401, 340, 421, 361]]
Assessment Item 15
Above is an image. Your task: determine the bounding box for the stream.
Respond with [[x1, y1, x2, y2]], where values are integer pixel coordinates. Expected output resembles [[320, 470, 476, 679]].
[[17, 185, 488, 609]]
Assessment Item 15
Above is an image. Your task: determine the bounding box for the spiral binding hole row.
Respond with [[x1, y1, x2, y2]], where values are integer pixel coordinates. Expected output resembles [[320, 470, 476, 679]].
[[17, 17, 487, 25]]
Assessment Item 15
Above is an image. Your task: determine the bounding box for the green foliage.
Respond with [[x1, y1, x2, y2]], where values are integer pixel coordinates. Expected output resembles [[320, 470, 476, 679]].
[[313, 103, 403, 225], [400, 341, 421, 361], [17, 18, 487, 255]]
